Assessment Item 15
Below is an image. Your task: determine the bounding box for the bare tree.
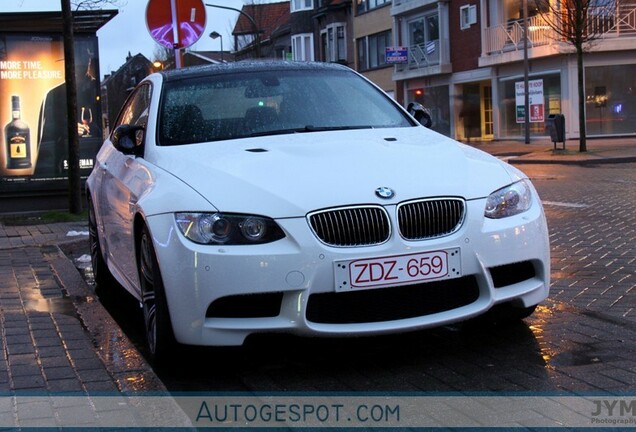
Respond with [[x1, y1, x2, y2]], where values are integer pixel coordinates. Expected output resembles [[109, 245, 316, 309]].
[[535, 0, 616, 152], [152, 45, 175, 70], [72, 0, 125, 9], [61, 0, 124, 213]]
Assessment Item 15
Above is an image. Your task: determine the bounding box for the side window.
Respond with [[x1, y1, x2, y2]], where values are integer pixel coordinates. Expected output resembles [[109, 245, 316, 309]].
[[113, 83, 152, 131]]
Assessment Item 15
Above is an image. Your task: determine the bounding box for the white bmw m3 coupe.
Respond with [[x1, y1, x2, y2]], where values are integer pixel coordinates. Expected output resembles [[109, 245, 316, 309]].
[[87, 61, 549, 360]]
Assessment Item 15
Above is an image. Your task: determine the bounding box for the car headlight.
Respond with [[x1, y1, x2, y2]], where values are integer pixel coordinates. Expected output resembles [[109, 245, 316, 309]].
[[485, 180, 533, 219], [175, 212, 285, 245]]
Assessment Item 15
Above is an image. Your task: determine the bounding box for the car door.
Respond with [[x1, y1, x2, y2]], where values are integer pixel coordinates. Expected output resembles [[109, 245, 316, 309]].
[[98, 83, 153, 293]]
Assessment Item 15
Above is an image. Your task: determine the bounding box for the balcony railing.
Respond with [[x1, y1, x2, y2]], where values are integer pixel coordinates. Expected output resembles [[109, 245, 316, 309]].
[[394, 39, 440, 71], [484, 15, 554, 54], [484, 4, 636, 56]]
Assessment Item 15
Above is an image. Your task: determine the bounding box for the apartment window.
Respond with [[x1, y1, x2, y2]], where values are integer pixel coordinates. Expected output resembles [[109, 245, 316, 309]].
[[504, 0, 548, 21], [408, 13, 439, 47], [291, 0, 313, 12], [357, 0, 390, 14], [357, 30, 391, 71], [292, 33, 314, 61], [236, 34, 255, 51], [321, 24, 346, 62], [460, 5, 477, 29]]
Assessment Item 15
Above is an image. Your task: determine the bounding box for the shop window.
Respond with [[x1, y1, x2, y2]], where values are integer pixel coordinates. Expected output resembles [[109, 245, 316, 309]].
[[406, 85, 450, 137], [586, 64, 636, 136], [498, 73, 561, 138]]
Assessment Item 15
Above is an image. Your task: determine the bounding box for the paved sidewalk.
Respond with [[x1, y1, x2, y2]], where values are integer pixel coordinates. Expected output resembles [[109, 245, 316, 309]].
[[468, 136, 636, 165], [0, 220, 191, 428]]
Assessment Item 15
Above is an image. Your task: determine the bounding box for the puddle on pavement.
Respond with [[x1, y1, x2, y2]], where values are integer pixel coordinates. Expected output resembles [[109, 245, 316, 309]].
[[73, 254, 96, 287], [23, 297, 79, 317]]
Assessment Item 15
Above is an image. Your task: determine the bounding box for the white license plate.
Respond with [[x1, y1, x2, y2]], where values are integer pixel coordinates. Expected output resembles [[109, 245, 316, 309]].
[[334, 248, 461, 292]]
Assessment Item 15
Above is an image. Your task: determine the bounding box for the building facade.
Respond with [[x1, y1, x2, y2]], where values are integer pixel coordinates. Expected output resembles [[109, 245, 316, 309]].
[[353, 0, 395, 96], [391, 0, 636, 141], [233, 1, 291, 60], [100, 53, 153, 137], [288, 0, 354, 69], [392, 0, 454, 136], [480, 0, 636, 140]]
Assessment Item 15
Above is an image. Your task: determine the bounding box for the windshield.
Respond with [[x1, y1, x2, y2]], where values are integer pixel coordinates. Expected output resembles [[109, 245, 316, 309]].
[[158, 68, 414, 145]]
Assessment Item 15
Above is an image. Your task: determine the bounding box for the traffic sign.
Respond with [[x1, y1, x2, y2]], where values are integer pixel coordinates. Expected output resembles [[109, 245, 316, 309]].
[[146, 0, 207, 49]]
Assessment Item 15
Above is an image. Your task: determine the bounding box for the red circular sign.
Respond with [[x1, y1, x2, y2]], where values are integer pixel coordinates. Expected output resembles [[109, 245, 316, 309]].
[[146, 0, 207, 49]]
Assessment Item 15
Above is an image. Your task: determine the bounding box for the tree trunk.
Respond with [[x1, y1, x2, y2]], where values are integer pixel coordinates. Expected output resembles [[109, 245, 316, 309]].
[[576, 42, 587, 152], [61, 0, 82, 213]]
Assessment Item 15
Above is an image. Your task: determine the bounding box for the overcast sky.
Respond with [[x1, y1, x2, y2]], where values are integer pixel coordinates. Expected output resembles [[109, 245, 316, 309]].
[[2, 0, 249, 78]]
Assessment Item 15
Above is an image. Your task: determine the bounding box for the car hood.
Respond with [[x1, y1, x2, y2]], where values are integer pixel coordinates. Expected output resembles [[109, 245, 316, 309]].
[[151, 128, 515, 218]]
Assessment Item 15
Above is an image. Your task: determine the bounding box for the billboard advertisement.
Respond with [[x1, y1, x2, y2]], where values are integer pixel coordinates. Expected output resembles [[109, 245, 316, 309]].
[[0, 33, 102, 193]]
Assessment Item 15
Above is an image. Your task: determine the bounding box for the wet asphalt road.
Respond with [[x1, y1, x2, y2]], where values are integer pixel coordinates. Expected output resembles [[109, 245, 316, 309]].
[[73, 162, 636, 393]]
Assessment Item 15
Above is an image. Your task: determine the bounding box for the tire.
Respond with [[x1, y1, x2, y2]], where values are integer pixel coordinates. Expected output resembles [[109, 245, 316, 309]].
[[138, 225, 176, 361], [88, 198, 115, 291]]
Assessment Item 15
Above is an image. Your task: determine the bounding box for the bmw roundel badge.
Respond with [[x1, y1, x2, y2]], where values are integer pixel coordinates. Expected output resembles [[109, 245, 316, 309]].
[[375, 187, 395, 199]]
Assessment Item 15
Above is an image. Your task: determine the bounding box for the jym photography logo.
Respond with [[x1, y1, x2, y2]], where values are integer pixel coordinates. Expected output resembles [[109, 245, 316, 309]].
[[591, 399, 636, 425]]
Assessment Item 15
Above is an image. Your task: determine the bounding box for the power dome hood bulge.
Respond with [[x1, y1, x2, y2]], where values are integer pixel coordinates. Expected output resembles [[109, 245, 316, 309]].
[[150, 128, 515, 218]]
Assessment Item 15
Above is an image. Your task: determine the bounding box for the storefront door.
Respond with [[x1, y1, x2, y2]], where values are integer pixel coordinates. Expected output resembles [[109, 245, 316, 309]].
[[460, 84, 481, 142], [481, 84, 494, 140]]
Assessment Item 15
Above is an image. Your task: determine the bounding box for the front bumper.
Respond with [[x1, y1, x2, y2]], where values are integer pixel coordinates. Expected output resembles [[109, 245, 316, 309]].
[[147, 198, 550, 346]]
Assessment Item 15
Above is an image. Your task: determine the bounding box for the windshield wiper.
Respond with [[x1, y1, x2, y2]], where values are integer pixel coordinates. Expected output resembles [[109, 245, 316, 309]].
[[249, 125, 373, 138]]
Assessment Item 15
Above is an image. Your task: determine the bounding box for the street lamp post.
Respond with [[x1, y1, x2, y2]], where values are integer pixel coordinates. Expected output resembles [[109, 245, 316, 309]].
[[209, 31, 223, 62], [205, 3, 260, 58], [523, 0, 530, 144]]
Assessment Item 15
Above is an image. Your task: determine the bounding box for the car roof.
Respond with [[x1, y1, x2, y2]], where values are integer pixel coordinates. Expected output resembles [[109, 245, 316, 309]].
[[158, 60, 353, 82]]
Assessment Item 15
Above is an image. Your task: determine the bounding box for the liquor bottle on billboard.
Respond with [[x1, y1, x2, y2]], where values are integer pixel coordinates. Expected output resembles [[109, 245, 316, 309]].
[[4, 95, 32, 170]]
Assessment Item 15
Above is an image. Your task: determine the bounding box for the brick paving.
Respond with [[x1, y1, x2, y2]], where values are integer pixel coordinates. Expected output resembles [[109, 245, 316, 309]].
[[519, 163, 636, 322], [0, 219, 191, 428]]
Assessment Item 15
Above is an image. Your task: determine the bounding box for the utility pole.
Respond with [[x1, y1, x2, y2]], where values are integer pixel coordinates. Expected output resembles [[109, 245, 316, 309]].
[[205, 3, 260, 58], [61, 0, 82, 213], [523, 0, 530, 144]]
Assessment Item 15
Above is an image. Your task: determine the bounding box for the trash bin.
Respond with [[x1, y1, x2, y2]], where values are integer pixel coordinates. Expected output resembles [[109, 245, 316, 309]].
[[545, 114, 565, 149]]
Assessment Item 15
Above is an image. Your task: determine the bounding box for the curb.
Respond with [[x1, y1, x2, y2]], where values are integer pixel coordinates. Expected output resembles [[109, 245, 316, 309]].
[[49, 239, 167, 393], [49, 240, 193, 426], [509, 155, 636, 166]]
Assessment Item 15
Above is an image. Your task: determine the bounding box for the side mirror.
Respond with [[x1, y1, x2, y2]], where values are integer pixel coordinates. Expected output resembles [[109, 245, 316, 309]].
[[407, 102, 433, 128], [112, 124, 145, 156]]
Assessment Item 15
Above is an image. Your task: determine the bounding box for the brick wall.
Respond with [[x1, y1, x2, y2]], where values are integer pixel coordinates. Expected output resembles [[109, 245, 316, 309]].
[[449, 0, 481, 72]]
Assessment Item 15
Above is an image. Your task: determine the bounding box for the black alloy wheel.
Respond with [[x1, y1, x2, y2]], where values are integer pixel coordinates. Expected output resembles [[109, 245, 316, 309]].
[[88, 198, 114, 290]]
